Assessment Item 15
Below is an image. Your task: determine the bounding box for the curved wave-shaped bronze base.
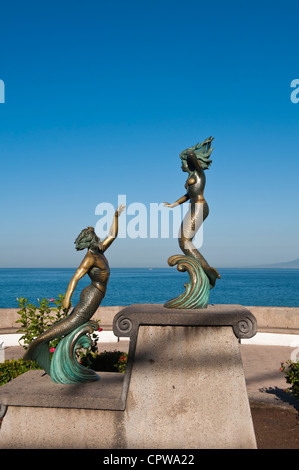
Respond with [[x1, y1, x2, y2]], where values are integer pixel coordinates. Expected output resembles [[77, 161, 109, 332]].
[[50, 320, 100, 384], [164, 255, 210, 309]]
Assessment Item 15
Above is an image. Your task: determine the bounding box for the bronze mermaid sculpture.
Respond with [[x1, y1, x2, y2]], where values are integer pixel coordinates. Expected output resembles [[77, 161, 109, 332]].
[[23, 204, 125, 376], [164, 137, 220, 308]]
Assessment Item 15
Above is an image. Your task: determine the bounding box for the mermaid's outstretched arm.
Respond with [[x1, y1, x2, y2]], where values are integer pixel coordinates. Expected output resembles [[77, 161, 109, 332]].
[[62, 255, 94, 310], [164, 194, 190, 208], [101, 204, 126, 252]]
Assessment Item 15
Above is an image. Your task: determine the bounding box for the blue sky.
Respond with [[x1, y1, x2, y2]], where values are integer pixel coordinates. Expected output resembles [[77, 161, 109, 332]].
[[0, 0, 298, 268]]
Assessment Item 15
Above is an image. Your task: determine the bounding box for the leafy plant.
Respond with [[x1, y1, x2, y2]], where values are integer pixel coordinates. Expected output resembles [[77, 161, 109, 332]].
[[16, 295, 70, 350], [80, 350, 127, 373], [280, 360, 299, 399], [0, 359, 40, 386]]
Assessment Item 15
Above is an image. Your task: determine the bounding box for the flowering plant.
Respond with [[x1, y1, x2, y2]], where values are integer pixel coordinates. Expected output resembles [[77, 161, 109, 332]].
[[115, 353, 128, 373]]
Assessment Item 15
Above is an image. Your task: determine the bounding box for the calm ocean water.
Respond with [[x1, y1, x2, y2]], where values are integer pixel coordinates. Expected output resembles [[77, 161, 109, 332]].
[[0, 267, 298, 309]]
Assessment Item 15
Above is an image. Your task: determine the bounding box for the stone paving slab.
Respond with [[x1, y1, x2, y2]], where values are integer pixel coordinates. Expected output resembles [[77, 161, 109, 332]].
[[240, 344, 299, 410]]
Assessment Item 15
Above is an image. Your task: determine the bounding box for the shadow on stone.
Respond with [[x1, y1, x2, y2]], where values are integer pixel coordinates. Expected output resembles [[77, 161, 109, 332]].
[[259, 386, 299, 411]]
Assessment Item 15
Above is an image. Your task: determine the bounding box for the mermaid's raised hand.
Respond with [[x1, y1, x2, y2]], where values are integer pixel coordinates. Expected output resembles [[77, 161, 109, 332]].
[[116, 204, 126, 216]]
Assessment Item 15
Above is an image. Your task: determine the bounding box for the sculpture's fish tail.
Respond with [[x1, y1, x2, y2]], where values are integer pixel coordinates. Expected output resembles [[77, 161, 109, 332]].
[[23, 340, 51, 375], [22, 312, 91, 375], [179, 201, 220, 288]]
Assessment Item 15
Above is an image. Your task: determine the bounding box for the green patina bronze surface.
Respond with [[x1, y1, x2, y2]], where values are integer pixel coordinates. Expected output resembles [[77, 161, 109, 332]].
[[50, 321, 100, 384], [163, 137, 220, 309], [23, 205, 125, 383], [164, 255, 210, 309]]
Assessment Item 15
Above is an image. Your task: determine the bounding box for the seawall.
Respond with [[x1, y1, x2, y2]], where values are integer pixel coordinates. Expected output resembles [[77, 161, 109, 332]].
[[1, 305, 299, 336]]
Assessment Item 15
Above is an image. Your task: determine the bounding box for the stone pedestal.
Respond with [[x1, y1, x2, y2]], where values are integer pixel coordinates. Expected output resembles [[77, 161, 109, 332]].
[[0, 304, 257, 449]]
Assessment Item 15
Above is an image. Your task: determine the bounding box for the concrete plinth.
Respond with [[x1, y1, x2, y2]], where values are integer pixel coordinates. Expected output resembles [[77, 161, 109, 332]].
[[124, 325, 256, 448], [0, 304, 257, 449]]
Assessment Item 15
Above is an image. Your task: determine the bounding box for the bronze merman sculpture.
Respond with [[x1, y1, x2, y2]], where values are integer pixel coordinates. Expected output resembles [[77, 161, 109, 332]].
[[23, 204, 125, 382], [164, 137, 220, 308]]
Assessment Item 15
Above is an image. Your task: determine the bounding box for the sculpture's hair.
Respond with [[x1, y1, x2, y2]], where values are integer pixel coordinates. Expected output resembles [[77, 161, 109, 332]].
[[179, 136, 214, 170], [75, 226, 103, 251]]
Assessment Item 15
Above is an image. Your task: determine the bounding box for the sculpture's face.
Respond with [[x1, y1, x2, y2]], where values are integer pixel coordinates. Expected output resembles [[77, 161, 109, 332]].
[[181, 159, 188, 172]]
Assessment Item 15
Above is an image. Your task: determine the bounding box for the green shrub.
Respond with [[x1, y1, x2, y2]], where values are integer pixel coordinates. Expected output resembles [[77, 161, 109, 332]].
[[80, 350, 127, 373], [0, 359, 40, 386], [280, 360, 299, 399], [16, 295, 70, 350]]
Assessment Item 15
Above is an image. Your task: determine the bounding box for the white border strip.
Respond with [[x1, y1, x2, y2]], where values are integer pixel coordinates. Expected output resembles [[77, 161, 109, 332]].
[[242, 332, 299, 347], [0, 331, 126, 348], [2, 332, 299, 349], [0, 334, 23, 347]]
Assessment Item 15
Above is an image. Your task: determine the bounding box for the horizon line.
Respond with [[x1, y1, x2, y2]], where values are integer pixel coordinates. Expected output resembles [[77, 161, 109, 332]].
[[1, 265, 299, 270]]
